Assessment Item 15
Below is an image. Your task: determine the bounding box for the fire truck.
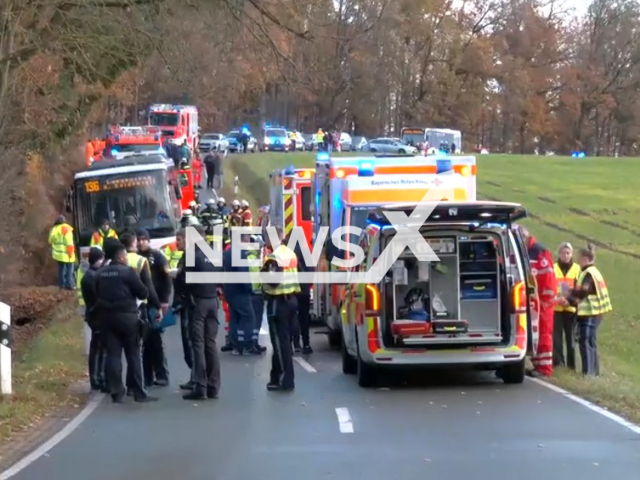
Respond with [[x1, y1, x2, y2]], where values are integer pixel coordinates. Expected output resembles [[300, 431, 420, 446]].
[[312, 153, 477, 346], [70, 154, 183, 262], [148, 104, 199, 151], [107, 126, 165, 160], [268, 166, 314, 250]]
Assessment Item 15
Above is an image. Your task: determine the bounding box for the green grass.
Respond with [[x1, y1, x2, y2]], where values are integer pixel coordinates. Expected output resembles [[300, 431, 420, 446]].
[[0, 301, 86, 442], [226, 151, 640, 421]]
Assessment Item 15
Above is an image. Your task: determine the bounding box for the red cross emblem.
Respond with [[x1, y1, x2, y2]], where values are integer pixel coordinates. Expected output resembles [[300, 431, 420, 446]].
[[434, 177, 443, 186]]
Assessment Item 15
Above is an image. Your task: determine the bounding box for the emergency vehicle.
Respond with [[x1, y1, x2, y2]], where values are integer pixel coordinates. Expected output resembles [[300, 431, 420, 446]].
[[70, 155, 182, 262], [313, 153, 477, 346], [107, 126, 165, 160], [268, 166, 314, 250], [148, 104, 199, 151], [340, 202, 540, 387]]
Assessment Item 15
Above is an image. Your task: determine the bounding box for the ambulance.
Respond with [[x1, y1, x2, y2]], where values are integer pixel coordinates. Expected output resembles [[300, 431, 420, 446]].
[[268, 166, 315, 250], [312, 153, 477, 347], [340, 202, 540, 387], [107, 126, 165, 160]]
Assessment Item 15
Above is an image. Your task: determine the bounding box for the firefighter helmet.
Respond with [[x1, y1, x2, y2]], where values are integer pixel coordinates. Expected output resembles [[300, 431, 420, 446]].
[[206, 198, 217, 206], [217, 197, 226, 205], [232, 200, 240, 207], [240, 199, 249, 208]]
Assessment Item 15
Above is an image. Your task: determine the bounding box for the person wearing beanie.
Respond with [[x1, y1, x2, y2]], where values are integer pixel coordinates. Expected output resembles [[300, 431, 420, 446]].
[[553, 242, 581, 370], [80, 247, 108, 392], [136, 228, 172, 387]]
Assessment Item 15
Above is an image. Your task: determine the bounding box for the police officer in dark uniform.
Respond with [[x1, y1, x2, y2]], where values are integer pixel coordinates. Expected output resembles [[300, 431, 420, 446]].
[[95, 244, 157, 403], [172, 229, 195, 391], [294, 241, 313, 354], [183, 225, 223, 400], [137, 229, 172, 387]]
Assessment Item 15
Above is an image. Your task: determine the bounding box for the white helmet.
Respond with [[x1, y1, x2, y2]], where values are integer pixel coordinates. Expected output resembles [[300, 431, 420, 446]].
[[217, 197, 226, 205], [189, 200, 197, 209], [232, 200, 240, 207], [240, 200, 249, 208], [183, 209, 193, 217], [206, 198, 217, 206]]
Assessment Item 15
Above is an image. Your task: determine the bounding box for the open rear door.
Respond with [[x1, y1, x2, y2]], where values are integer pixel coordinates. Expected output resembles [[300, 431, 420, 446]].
[[513, 227, 540, 355]]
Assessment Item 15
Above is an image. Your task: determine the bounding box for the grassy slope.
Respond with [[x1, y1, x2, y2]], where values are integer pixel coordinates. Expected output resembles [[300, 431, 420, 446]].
[[226, 151, 640, 422], [0, 302, 86, 442]]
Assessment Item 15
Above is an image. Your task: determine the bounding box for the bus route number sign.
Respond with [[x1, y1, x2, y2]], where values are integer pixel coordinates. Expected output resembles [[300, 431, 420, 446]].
[[84, 175, 156, 193], [84, 180, 100, 193]]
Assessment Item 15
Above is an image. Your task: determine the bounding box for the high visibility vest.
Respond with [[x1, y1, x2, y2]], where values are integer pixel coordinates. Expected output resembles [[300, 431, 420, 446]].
[[576, 266, 612, 317], [246, 250, 262, 294], [127, 252, 149, 304], [162, 243, 183, 269], [77, 263, 88, 307], [48, 224, 76, 263], [554, 262, 581, 313], [90, 229, 118, 248], [262, 245, 300, 296]]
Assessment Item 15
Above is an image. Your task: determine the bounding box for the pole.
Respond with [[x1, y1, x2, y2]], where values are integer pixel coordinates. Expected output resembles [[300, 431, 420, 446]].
[[0, 302, 12, 395], [234, 175, 239, 195]]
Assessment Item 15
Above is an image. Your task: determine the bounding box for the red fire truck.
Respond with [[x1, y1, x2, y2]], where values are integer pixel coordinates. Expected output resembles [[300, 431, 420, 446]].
[[106, 126, 164, 160], [148, 104, 199, 152]]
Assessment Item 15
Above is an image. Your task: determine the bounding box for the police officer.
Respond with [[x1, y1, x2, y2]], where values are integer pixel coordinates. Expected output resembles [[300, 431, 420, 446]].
[[172, 229, 195, 391], [262, 226, 300, 391], [183, 225, 223, 400], [94, 244, 157, 403], [137, 229, 172, 387]]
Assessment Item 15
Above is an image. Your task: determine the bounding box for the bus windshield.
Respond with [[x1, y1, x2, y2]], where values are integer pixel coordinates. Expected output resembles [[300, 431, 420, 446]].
[[426, 130, 460, 149], [149, 113, 180, 127], [401, 129, 425, 146], [74, 169, 176, 243]]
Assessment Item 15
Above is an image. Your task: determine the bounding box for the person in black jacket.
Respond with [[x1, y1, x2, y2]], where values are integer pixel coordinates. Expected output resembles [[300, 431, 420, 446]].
[[80, 247, 107, 392], [137, 229, 172, 387], [95, 244, 157, 403], [173, 230, 196, 391], [183, 226, 223, 400], [293, 241, 314, 354]]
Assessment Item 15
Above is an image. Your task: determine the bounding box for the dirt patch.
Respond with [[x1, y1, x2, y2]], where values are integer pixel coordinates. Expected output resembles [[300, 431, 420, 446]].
[[537, 196, 557, 204], [568, 207, 589, 217]]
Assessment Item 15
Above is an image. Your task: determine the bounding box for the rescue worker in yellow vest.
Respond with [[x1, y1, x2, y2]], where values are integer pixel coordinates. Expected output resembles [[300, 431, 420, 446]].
[[48, 215, 76, 290], [552, 242, 581, 370], [90, 219, 118, 249], [564, 244, 612, 376], [163, 242, 183, 270], [247, 236, 267, 354], [120, 232, 162, 394], [262, 225, 300, 391]]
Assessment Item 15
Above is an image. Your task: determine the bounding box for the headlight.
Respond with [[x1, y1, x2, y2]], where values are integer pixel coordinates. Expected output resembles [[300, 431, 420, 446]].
[[264, 137, 271, 145]]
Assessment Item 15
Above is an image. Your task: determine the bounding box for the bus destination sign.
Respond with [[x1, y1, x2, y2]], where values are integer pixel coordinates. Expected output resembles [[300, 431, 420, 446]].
[[402, 128, 424, 134], [84, 175, 156, 193]]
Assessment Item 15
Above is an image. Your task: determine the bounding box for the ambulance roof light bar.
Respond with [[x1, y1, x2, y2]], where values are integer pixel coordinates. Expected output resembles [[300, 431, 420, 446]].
[[316, 152, 330, 162], [358, 161, 374, 177]]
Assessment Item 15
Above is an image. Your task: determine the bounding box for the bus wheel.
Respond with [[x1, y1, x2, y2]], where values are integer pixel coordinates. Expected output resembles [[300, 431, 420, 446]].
[[500, 359, 525, 384], [342, 336, 357, 375], [328, 329, 341, 349]]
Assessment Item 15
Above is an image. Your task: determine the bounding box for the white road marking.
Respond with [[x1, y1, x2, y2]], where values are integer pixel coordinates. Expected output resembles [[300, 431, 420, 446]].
[[529, 377, 640, 435], [0, 393, 105, 479], [293, 357, 317, 373], [335, 407, 354, 433]]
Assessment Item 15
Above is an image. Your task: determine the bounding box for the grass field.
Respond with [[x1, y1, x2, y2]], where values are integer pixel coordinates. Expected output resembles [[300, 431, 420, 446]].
[[223, 151, 640, 422]]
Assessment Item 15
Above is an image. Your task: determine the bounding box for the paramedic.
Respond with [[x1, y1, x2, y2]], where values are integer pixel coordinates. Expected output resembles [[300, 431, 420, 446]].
[[94, 244, 157, 403], [521, 227, 557, 378], [565, 244, 612, 376], [294, 241, 313, 354], [80, 247, 107, 392], [553, 242, 581, 369], [183, 225, 223, 400], [137, 229, 172, 387], [262, 226, 300, 391], [48, 215, 76, 290], [90, 219, 118, 248]]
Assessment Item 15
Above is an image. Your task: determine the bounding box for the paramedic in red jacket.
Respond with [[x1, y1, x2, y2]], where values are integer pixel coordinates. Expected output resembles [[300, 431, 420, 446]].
[[521, 227, 557, 377]]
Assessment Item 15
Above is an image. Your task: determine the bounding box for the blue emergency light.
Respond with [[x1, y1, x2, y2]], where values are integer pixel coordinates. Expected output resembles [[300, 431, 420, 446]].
[[316, 152, 330, 162], [111, 148, 118, 155], [436, 159, 452, 174], [283, 165, 295, 175], [358, 161, 374, 177]]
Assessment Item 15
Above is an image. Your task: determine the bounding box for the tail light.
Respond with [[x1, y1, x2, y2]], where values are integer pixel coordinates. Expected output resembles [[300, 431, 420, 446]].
[[365, 284, 380, 316], [512, 281, 526, 314]]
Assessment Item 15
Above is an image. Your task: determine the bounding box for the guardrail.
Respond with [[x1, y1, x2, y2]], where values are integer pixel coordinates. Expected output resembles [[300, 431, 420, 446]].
[[0, 302, 11, 395]]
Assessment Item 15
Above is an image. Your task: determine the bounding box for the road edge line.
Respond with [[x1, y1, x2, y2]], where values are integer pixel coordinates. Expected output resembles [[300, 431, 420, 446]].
[[293, 357, 317, 373], [335, 407, 354, 433], [529, 377, 640, 435], [0, 393, 105, 479]]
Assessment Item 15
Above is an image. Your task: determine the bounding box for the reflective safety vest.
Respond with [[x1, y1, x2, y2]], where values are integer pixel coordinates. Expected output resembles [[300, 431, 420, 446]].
[[90, 229, 118, 248], [127, 251, 149, 304], [554, 262, 581, 313], [246, 250, 262, 294], [262, 245, 300, 296], [77, 263, 88, 307], [48, 223, 76, 263], [162, 243, 183, 269], [576, 266, 612, 317]]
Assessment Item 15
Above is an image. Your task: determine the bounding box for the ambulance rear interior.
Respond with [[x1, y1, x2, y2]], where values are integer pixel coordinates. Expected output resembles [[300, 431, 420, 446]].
[[366, 203, 531, 367]]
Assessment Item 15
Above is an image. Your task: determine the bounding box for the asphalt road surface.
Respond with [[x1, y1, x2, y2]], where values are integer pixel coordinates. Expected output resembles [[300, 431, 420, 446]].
[[6, 321, 640, 480]]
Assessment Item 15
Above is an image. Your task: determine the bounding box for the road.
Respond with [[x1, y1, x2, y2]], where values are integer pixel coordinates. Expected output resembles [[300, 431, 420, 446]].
[[5, 322, 640, 480]]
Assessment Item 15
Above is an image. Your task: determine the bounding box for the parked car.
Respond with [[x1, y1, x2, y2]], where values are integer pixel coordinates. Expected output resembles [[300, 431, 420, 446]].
[[287, 131, 305, 151], [367, 137, 418, 154], [303, 133, 316, 151], [350, 136, 368, 151], [198, 133, 228, 152], [225, 131, 257, 153], [338, 132, 352, 151]]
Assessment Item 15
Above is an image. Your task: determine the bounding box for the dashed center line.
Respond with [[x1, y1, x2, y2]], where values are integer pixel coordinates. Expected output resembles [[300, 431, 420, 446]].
[[293, 357, 317, 373], [335, 407, 354, 433]]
